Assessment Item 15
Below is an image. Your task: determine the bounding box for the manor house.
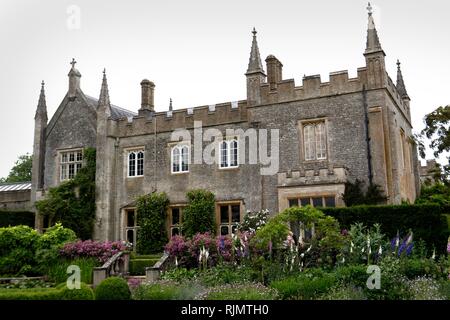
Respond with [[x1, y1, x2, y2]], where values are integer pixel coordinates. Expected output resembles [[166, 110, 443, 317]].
[[30, 6, 420, 242]]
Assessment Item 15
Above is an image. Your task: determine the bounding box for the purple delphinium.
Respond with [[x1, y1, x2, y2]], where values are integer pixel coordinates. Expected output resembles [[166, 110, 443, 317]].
[[405, 243, 414, 256]]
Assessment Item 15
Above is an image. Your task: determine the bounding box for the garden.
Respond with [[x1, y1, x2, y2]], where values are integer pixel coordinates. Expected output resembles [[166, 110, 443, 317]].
[[0, 199, 449, 300]]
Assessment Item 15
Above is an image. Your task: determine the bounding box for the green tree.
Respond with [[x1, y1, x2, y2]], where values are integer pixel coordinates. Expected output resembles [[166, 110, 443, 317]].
[[0, 153, 33, 183], [342, 180, 386, 207], [418, 105, 450, 183], [35, 148, 96, 239]]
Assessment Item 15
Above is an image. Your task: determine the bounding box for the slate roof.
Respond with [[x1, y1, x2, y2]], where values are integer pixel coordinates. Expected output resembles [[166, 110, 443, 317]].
[[0, 182, 32, 192], [85, 95, 137, 120]]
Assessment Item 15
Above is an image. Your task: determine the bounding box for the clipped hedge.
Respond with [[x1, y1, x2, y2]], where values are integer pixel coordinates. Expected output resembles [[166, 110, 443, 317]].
[[130, 258, 159, 275], [0, 211, 34, 227], [0, 283, 94, 300], [322, 204, 450, 253]]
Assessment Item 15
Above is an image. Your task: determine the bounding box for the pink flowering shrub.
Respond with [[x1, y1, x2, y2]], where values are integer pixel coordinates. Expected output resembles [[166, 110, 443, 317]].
[[165, 231, 259, 268], [216, 235, 233, 262], [189, 232, 217, 266], [60, 240, 127, 264]]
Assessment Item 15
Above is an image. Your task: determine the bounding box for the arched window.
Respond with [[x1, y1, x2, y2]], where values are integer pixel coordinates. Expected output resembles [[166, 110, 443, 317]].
[[137, 151, 144, 176], [315, 122, 327, 160], [171, 145, 189, 173], [304, 125, 315, 161], [181, 146, 189, 172], [128, 150, 144, 177], [220, 139, 239, 168], [128, 152, 136, 177], [303, 122, 327, 161]]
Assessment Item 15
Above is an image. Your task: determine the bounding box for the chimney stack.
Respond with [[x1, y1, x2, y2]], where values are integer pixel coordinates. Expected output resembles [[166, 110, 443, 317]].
[[265, 55, 283, 90], [140, 79, 155, 111]]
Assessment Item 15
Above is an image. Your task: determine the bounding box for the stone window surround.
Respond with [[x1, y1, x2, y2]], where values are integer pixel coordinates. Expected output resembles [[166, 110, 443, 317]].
[[219, 137, 239, 170], [278, 184, 345, 212], [288, 195, 336, 208], [124, 146, 145, 178], [169, 142, 190, 175], [215, 200, 244, 236], [298, 117, 330, 163], [56, 147, 84, 183], [123, 207, 139, 250], [167, 205, 185, 237]]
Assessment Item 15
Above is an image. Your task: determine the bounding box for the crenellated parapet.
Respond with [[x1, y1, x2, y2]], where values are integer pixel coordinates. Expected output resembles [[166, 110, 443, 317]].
[[258, 68, 368, 105], [114, 100, 248, 137], [278, 166, 348, 187]]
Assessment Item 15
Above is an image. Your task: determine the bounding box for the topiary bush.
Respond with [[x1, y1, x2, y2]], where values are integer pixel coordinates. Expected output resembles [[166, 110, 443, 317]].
[[57, 282, 95, 300], [136, 192, 169, 254], [95, 277, 131, 300], [182, 190, 215, 237]]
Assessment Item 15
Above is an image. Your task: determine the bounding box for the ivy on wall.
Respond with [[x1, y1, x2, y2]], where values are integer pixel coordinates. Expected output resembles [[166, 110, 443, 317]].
[[182, 189, 216, 238], [135, 192, 169, 254], [35, 148, 96, 240]]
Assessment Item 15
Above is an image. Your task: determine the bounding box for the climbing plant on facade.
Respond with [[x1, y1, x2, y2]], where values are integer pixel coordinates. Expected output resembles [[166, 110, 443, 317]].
[[182, 189, 216, 238], [35, 148, 96, 240], [135, 192, 169, 254]]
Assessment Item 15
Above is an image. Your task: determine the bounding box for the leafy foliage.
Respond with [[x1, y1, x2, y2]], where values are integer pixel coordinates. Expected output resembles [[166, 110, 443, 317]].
[[416, 183, 450, 205], [322, 204, 449, 254], [0, 211, 34, 228], [0, 153, 32, 183], [35, 148, 96, 239], [237, 209, 269, 233], [136, 192, 169, 254], [0, 225, 39, 275], [182, 189, 216, 237], [342, 179, 387, 206]]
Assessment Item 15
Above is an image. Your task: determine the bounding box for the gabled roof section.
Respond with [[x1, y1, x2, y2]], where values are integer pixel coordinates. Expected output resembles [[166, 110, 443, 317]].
[[85, 95, 137, 120]]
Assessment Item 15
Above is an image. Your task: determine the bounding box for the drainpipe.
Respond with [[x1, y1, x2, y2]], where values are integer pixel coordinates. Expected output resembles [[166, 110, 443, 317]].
[[363, 85, 373, 185]]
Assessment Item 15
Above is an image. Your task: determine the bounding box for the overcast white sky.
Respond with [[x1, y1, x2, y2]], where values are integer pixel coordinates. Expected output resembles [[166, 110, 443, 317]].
[[0, 0, 449, 178]]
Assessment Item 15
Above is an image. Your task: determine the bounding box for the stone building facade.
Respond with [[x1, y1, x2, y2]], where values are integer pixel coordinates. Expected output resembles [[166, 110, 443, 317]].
[[31, 7, 420, 242]]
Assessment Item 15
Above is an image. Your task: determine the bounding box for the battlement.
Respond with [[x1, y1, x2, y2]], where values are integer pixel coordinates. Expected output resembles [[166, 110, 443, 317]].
[[278, 166, 348, 187], [114, 100, 248, 137], [257, 66, 410, 120], [259, 68, 369, 105]]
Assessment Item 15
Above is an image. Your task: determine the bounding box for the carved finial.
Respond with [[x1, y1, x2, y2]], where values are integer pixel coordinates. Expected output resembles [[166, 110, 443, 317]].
[[169, 98, 173, 111], [41, 80, 45, 88], [252, 27, 257, 36], [397, 59, 401, 69], [367, 2, 373, 15], [70, 58, 77, 69], [103, 68, 106, 75]]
